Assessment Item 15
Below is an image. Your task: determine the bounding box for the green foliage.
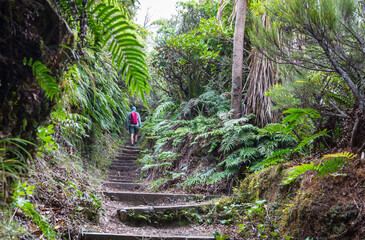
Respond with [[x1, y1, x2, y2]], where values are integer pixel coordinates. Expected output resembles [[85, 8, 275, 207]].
[[142, 100, 331, 188], [213, 231, 230, 240], [86, 0, 150, 103], [282, 152, 356, 185], [141, 97, 305, 187], [0, 138, 33, 199], [24, 58, 59, 100], [66, 181, 103, 220], [11, 182, 57, 239], [36, 125, 58, 157], [251, 0, 365, 145], [0, 208, 27, 239], [138, 152, 179, 171], [151, 0, 234, 101], [253, 108, 327, 170], [53, 48, 131, 155]]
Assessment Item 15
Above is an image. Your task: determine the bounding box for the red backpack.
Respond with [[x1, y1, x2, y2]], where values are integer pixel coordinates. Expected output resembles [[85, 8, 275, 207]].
[[131, 112, 138, 124]]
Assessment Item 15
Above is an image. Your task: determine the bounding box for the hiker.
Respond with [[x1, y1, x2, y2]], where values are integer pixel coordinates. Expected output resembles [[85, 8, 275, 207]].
[[126, 106, 142, 146]]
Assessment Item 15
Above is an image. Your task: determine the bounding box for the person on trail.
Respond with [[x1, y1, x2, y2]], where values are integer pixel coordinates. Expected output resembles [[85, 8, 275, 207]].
[[126, 106, 142, 146]]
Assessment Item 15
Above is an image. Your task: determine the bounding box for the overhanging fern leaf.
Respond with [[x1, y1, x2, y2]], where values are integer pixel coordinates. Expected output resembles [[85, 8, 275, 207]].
[[86, 0, 150, 103], [24, 58, 59, 100]]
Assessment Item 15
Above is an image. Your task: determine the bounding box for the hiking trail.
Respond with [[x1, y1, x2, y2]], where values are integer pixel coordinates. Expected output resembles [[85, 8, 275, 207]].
[[82, 145, 228, 240]]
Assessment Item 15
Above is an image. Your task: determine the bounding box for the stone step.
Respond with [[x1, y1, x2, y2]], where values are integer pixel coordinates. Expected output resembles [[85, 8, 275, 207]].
[[115, 155, 139, 161], [109, 165, 138, 171], [107, 179, 135, 183], [111, 160, 138, 164], [122, 148, 140, 155], [108, 174, 139, 180], [117, 152, 139, 157], [118, 203, 212, 224], [108, 170, 139, 176], [123, 145, 140, 151], [108, 176, 139, 182], [103, 191, 218, 206], [110, 166, 137, 170], [110, 163, 137, 168], [103, 182, 146, 191], [82, 232, 214, 240]]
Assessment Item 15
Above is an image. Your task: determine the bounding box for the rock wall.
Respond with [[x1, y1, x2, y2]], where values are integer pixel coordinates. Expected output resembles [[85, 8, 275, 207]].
[[0, 0, 73, 138]]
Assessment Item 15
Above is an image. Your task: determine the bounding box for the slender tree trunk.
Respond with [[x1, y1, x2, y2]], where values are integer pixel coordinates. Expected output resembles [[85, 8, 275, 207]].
[[230, 0, 247, 119]]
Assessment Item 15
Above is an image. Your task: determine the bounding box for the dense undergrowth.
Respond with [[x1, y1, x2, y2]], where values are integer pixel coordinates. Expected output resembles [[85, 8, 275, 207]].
[[138, 91, 329, 194]]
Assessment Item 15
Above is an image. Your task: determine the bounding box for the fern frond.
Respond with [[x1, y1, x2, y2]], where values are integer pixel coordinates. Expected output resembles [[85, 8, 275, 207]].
[[281, 162, 318, 185], [152, 99, 177, 119], [294, 129, 327, 153], [86, 1, 150, 102], [321, 152, 356, 160], [184, 168, 216, 186], [316, 155, 354, 178], [283, 108, 321, 125], [141, 162, 172, 171], [207, 169, 236, 184], [259, 123, 287, 135], [282, 152, 356, 185], [25, 58, 59, 100]]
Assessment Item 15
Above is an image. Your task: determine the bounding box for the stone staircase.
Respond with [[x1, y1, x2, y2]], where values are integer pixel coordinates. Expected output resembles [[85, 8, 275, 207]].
[[82, 145, 217, 240]]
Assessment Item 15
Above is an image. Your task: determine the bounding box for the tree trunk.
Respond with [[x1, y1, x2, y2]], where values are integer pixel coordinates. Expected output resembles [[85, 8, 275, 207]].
[[230, 0, 247, 119]]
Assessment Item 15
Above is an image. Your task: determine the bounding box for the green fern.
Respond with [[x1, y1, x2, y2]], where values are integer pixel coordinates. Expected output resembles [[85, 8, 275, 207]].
[[281, 162, 318, 185], [207, 169, 235, 184], [282, 152, 356, 185], [152, 99, 177, 119], [251, 149, 292, 171], [86, 0, 150, 103], [294, 129, 327, 153], [317, 152, 356, 178], [24, 58, 59, 100], [0, 138, 34, 199], [283, 108, 321, 126], [184, 168, 216, 186]]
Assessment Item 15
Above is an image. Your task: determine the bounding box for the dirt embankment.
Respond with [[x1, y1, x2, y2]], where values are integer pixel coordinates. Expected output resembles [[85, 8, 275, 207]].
[[235, 158, 365, 239]]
